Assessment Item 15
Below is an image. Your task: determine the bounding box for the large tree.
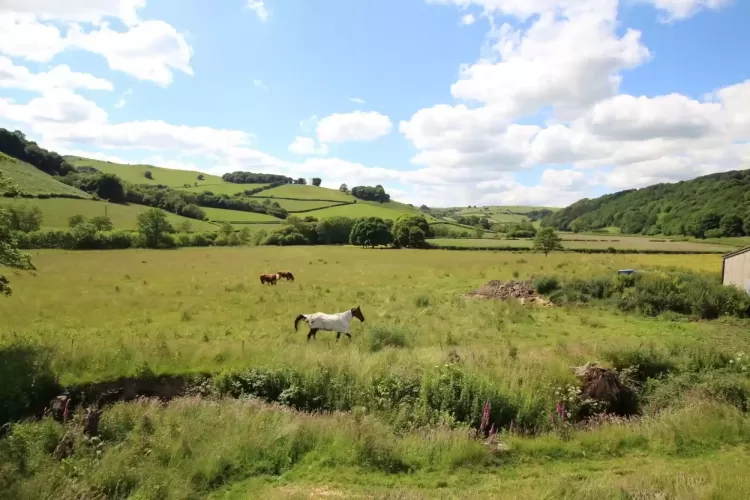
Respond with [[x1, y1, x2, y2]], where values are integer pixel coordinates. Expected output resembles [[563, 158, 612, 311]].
[[533, 227, 564, 256], [392, 215, 431, 248], [136, 208, 173, 248], [350, 217, 392, 248], [720, 214, 745, 237], [96, 173, 126, 203], [0, 173, 35, 296], [312, 177, 322, 186], [317, 216, 356, 245]]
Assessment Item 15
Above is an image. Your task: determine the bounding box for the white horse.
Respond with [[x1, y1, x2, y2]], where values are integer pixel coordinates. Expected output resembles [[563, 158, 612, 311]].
[[294, 306, 365, 342]]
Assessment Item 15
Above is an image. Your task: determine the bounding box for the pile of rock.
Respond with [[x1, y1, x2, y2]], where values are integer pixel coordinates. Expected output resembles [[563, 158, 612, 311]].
[[466, 280, 552, 306]]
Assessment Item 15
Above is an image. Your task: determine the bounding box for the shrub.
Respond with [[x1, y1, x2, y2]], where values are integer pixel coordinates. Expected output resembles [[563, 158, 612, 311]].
[[0, 343, 59, 426], [367, 326, 411, 352], [90, 215, 114, 231], [533, 276, 559, 294]]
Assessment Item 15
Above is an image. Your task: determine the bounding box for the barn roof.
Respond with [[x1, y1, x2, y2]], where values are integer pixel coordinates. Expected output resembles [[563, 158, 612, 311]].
[[722, 246, 750, 260]]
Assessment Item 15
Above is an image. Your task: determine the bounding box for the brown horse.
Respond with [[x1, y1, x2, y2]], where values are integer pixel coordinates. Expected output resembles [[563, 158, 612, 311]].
[[278, 271, 295, 281], [260, 273, 278, 285]]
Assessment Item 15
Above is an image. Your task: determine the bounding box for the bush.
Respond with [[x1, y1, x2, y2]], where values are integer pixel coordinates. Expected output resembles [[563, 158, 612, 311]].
[[532, 276, 559, 294], [0, 343, 59, 426], [367, 326, 411, 352]]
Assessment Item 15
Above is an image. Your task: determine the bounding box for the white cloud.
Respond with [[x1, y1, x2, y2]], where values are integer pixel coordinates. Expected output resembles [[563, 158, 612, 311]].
[[349, 97, 366, 104], [253, 79, 269, 90], [113, 89, 133, 109], [288, 137, 328, 156], [0, 0, 145, 25], [461, 13, 476, 25], [0, 4, 193, 86], [317, 111, 393, 143], [639, 0, 732, 21], [0, 90, 108, 125], [67, 21, 193, 86], [0, 56, 113, 92], [247, 0, 269, 22]]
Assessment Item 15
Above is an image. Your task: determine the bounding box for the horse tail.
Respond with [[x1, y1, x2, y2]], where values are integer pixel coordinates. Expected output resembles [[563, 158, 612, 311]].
[[294, 314, 306, 331]]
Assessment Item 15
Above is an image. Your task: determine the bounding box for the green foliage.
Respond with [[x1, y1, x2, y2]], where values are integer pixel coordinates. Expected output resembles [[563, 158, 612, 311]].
[[351, 185, 390, 203], [0, 173, 35, 296], [349, 217, 393, 247], [316, 216, 356, 244], [136, 208, 174, 249], [533, 276, 559, 294], [0, 343, 58, 426], [263, 225, 309, 246], [367, 326, 412, 352], [95, 173, 126, 203], [68, 214, 85, 228], [89, 215, 113, 231], [533, 227, 564, 256], [392, 215, 431, 248], [221, 171, 293, 184], [4, 204, 43, 232], [312, 177, 322, 186], [0, 128, 74, 177], [544, 169, 750, 236]]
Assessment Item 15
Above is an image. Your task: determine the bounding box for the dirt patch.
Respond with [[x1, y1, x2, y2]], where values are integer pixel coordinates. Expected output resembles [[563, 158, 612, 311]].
[[465, 280, 552, 306]]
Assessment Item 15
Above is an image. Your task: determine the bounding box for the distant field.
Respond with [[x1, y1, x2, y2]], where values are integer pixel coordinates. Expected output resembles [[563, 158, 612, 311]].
[[1, 154, 90, 198], [66, 157, 226, 188], [175, 183, 268, 196], [307, 201, 422, 220], [261, 184, 355, 202], [1, 198, 217, 232], [430, 236, 736, 252], [201, 206, 281, 223], [246, 198, 346, 212]]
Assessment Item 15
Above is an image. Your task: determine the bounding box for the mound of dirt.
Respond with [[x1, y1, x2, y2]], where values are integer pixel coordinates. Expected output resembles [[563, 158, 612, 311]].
[[466, 280, 552, 306], [573, 362, 639, 417]]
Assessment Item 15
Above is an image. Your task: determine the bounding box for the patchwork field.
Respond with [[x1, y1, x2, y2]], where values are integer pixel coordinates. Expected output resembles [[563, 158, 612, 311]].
[[65, 157, 228, 188], [175, 182, 269, 196], [261, 184, 357, 202], [1, 154, 90, 198], [430, 236, 737, 253], [2, 247, 750, 498], [1, 197, 217, 232], [201, 206, 282, 223]]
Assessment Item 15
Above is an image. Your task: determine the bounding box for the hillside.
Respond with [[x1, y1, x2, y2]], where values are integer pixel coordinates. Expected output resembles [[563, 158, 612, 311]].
[[543, 169, 750, 237], [1, 198, 217, 232], [1, 153, 90, 199], [426, 205, 557, 226]]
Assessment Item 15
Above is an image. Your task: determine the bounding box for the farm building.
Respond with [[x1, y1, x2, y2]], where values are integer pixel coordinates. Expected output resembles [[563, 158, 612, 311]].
[[722, 247, 750, 293]]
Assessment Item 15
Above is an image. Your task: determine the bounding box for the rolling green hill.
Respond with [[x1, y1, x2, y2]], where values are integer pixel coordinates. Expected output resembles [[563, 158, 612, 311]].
[[1, 153, 90, 198], [1, 198, 217, 232], [65, 157, 228, 188], [543, 169, 750, 237], [260, 184, 356, 202], [201, 206, 281, 223]]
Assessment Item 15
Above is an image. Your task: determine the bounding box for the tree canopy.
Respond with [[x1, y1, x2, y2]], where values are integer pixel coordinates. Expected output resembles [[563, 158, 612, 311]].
[[136, 209, 174, 248], [392, 215, 431, 248], [221, 171, 293, 184], [0, 128, 75, 177], [533, 228, 564, 256], [0, 172, 35, 296], [351, 185, 390, 203], [350, 217, 393, 247]]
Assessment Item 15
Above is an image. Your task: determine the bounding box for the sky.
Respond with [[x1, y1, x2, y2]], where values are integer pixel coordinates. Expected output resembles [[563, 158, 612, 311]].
[[1, 0, 749, 208]]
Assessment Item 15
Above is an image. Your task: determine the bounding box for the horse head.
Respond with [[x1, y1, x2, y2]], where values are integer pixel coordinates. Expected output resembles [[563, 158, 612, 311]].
[[352, 306, 365, 322]]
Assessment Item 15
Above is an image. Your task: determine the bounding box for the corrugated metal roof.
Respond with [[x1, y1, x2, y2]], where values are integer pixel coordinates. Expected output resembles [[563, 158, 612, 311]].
[[722, 246, 750, 260]]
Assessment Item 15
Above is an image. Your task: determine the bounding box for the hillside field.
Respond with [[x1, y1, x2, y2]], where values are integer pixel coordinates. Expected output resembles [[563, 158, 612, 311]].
[[201, 206, 282, 223], [1, 154, 90, 198], [65, 157, 227, 188], [260, 184, 357, 202], [2, 247, 750, 498], [1, 198, 217, 232]]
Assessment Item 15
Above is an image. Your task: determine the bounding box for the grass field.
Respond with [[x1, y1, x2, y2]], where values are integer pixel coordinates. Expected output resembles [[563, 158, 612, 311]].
[[66, 157, 227, 188], [1, 197, 217, 232], [1, 154, 90, 198], [2, 247, 750, 498], [175, 182, 269, 196], [261, 184, 356, 202], [305, 200, 425, 220], [250, 198, 350, 212], [430, 236, 737, 252], [201, 206, 282, 223]]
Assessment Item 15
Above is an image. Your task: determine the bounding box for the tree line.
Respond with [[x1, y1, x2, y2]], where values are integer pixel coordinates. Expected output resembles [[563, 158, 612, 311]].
[[221, 172, 294, 184], [0, 129, 75, 177], [543, 169, 750, 238]]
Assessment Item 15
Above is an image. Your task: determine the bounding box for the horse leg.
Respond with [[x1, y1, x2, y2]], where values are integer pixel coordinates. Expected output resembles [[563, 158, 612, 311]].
[[345, 332, 352, 340], [336, 332, 341, 342], [307, 328, 318, 341]]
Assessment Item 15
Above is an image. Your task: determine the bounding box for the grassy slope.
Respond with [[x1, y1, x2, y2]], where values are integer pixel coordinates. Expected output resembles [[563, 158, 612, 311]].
[[1, 153, 90, 198], [261, 184, 356, 202], [305, 200, 424, 220], [1, 198, 217, 232], [66, 157, 227, 188], [201, 206, 281, 222], [175, 183, 268, 196]]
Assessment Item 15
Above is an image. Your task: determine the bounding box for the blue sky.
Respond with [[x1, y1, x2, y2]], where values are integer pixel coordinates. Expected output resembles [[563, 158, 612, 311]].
[[1, 0, 749, 207]]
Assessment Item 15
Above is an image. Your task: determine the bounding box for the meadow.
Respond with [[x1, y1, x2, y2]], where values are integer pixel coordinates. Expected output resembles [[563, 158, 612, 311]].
[[260, 184, 356, 202], [3, 247, 750, 498], [1, 155, 90, 198], [1, 197, 218, 232], [430, 236, 737, 253], [66, 157, 226, 188], [201, 206, 282, 223]]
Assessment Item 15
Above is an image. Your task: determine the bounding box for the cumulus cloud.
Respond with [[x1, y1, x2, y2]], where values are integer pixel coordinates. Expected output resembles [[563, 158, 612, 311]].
[[247, 0, 269, 22], [317, 111, 393, 143], [348, 97, 366, 104], [639, 0, 732, 21], [0, 56, 113, 92], [0, 2, 193, 86], [288, 137, 328, 156], [461, 13, 476, 25]]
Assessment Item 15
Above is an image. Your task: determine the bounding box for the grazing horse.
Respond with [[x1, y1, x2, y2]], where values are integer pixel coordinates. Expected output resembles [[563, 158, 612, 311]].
[[260, 273, 279, 285], [294, 306, 365, 342], [278, 271, 295, 281]]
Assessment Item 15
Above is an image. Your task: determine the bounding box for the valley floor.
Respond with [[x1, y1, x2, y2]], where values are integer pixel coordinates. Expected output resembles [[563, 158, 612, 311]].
[[1, 247, 749, 499]]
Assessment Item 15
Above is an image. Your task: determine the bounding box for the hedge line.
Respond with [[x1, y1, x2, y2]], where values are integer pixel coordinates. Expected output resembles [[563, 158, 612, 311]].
[[287, 201, 355, 214], [428, 244, 727, 255], [2, 192, 89, 200], [245, 195, 353, 203]]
